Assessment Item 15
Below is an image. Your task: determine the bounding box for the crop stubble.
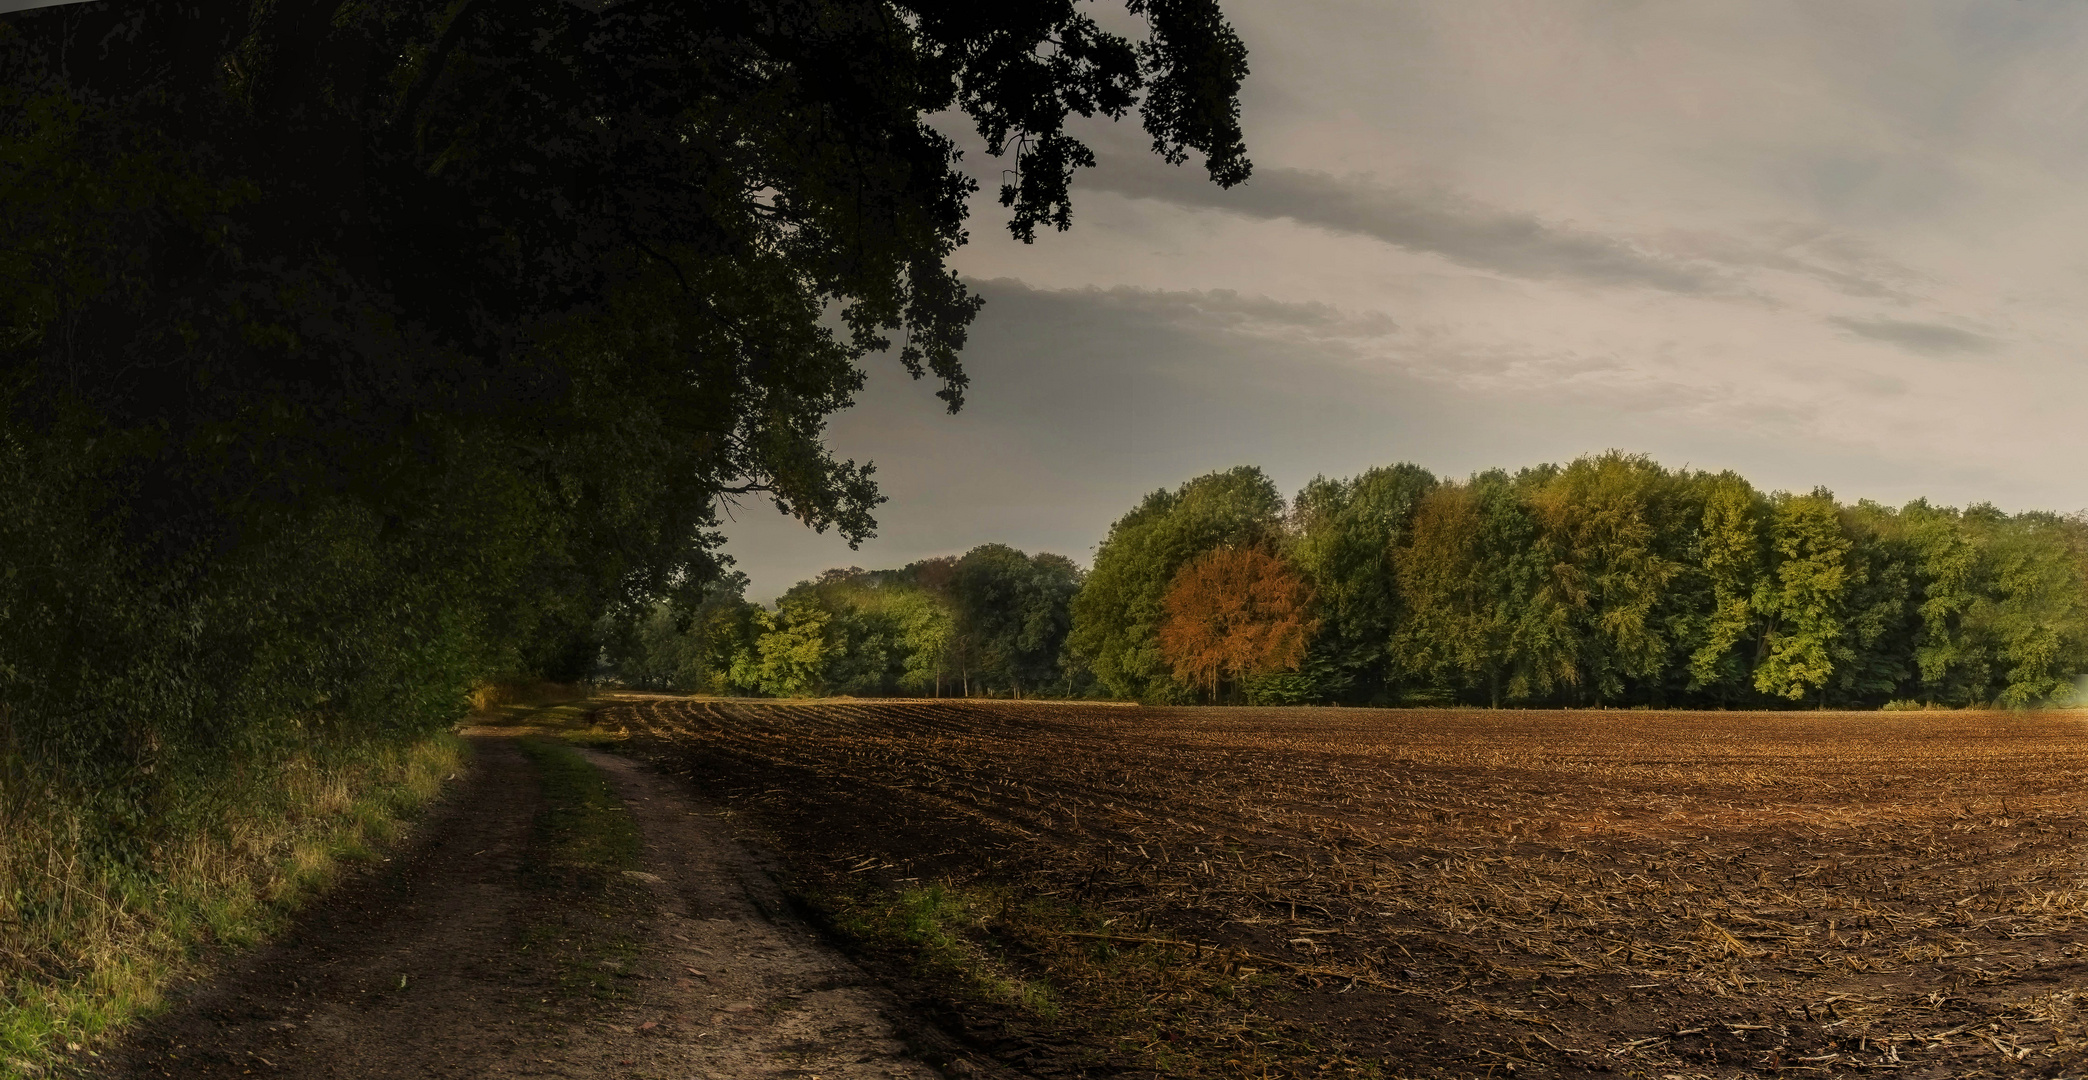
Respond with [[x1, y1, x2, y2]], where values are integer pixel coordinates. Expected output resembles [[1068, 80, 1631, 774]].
[[607, 700, 2088, 1078]]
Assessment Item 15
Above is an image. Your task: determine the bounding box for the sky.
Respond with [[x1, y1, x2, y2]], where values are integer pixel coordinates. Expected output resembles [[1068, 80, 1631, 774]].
[[723, 0, 2088, 602]]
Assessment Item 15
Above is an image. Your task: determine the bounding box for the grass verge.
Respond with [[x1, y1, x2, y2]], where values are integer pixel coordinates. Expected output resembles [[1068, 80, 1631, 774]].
[[0, 733, 464, 1079]]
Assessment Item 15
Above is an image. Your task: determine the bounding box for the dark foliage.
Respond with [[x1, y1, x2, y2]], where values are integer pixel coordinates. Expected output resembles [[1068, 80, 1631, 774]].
[[0, 0, 1248, 824]]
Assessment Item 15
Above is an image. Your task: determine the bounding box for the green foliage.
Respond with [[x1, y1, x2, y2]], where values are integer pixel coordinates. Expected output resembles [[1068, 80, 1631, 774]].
[[944, 546, 1084, 696], [1527, 453, 1685, 705], [597, 576, 762, 693], [1287, 464, 1437, 702], [1685, 474, 1766, 700], [1832, 502, 1919, 702], [1067, 467, 1284, 701], [1753, 490, 1851, 701], [603, 545, 1080, 699], [1069, 455, 2088, 709]]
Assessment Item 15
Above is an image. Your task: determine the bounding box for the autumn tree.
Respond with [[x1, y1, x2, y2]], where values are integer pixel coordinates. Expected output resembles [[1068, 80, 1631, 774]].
[[1069, 466, 1285, 700], [1157, 547, 1317, 703]]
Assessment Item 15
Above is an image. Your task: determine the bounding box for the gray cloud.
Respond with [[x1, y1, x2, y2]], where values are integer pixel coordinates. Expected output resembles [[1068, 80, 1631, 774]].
[[1084, 157, 1722, 294], [1828, 316, 1997, 356], [1017, 282, 1399, 342], [1658, 224, 1920, 301]]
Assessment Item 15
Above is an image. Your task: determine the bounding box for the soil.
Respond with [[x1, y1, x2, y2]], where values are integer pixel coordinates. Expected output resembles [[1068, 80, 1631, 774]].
[[86, 735, 973, 1080], [603, 699, 2088, 1080]]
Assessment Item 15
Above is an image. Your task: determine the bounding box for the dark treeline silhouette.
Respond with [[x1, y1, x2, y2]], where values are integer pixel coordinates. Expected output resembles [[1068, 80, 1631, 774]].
[[0, 0, 1245, 808]]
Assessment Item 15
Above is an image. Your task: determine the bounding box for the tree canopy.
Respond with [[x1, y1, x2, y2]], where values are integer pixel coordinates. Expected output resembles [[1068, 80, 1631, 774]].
[[1061, 454, 2088, 708], [0, 0, 1250, 821], [1066, 466, 1284, 701], [1158, 546, 1316, 702], [605, 545, 1083, 699]]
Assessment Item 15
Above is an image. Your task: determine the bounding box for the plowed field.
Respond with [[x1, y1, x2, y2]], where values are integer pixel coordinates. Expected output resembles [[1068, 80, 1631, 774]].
[[604, 700, 2088, 1079]]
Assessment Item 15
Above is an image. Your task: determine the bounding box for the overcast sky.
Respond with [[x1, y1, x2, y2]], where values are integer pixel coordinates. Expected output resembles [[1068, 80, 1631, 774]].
[[723, 0, 2088, 602]]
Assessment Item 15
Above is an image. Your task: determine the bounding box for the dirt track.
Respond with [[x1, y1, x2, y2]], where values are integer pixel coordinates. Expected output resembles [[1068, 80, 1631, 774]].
[[89, 736, 966, 1080]]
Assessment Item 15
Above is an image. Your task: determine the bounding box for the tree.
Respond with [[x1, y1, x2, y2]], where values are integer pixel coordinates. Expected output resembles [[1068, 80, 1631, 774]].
[[1157, 547, 1316, 703], [945, 544, 1083, 697], [886, 589, 955, 696], [1986, 513, 2088, 707], [1525, 454, 1679, 705], [1392, 482, 1495, 701], [599, 574, 761, 692], [0, 1, 1252, 782], [1904, 500, 1995, 705], [1753, 490, 1850, 703], [729, 597, 837, 698], [1686, 474, 1766, 703], [1831, 501, 1917, 706], [1068, 466, 1284, 701], [1287, 464, 1436, 701]]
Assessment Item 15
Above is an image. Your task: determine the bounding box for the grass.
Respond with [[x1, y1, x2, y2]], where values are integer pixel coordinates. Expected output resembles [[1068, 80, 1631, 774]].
[[0, 733, 463, 1079], [817, 878, 1064, 1020], [515, 736, 640, 878], [512, 736, 648, 1003]]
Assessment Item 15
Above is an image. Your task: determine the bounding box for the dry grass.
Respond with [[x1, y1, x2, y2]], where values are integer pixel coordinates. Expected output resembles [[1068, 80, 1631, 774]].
[[0, 734, 462, 1078], [611, 700, 2088, 1078]]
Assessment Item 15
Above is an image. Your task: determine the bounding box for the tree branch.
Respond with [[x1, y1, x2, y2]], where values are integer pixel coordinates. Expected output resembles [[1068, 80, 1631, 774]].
[[391, 0, 490, 137]]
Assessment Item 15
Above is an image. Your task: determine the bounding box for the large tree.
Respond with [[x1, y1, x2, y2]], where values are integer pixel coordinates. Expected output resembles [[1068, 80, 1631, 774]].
[[1685, 473, 1766, 703], [0, 1, 1250, 770], [945, 544, 1083, 697], [1157, 546, 1315, 703], [1287, 463, 1436, 701], [1525, 453, 1679, 705], [1068, 466, 1283, 701], [1752, 489, 1851, 703]]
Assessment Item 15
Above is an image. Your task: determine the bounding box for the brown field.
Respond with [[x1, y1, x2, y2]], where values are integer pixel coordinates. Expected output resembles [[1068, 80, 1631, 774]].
[[599, 700, 2088, 1079]]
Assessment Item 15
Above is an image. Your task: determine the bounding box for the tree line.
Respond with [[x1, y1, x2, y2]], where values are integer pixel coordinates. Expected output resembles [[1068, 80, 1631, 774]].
[[632, 453, 2088, 709], [604, 545, 1086, 699]]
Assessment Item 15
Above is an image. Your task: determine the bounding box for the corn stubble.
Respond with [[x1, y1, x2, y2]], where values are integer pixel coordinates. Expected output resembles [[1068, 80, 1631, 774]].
[[614, 700, 2088, 1078]]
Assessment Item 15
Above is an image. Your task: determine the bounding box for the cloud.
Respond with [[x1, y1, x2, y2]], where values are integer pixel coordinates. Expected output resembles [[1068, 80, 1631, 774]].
[[966, 279, 1759, 422], [1012, 281, 1399, 344], [1827, 316, 1998, 356], [1657, 224, 1922, 301], [1083, 158, 1723, 294]]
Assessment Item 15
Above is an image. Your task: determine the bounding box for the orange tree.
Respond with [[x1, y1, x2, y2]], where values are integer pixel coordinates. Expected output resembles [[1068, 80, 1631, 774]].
[[1157, 547, 1317, 703]]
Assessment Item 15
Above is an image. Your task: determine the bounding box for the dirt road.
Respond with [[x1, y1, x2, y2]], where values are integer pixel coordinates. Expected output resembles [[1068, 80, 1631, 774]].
[[90, 737, 971, 1080]]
